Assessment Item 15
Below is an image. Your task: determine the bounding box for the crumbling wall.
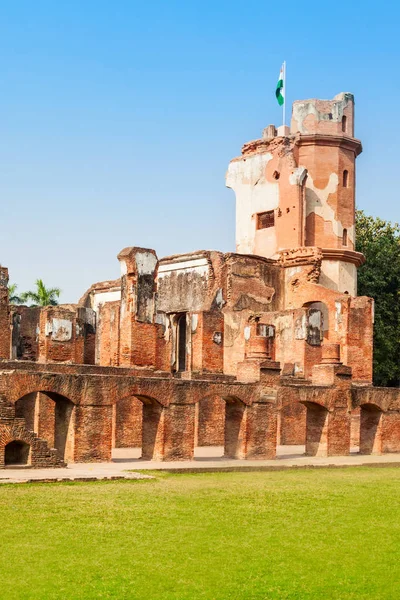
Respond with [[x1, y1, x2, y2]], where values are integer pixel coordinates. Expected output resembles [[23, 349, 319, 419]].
[[226, 135, 307, 259], [117, 247, 158, 368], [11, 306, 40, 361], [223, 254, 283, 375], [37, 305, 96, 364], [0, 268, 10, 360]]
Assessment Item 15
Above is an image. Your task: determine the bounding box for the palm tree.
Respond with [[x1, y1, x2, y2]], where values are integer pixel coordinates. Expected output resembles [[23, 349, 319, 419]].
[[8, 283, 22, 304], [20, 279, 61, 307]]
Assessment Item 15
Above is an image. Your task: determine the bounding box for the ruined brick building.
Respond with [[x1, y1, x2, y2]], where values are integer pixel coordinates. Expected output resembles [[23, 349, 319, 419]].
[[1, 92, 399, 468]]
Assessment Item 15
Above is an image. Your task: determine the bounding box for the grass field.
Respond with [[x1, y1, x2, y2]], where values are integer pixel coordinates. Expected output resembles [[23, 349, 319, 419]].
[[1, 468, 400, 599]]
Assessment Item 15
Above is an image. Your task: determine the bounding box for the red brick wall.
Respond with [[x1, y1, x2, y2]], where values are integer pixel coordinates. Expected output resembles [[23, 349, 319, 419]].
[[97, 302, 120, 366], [347, 297, 374, 383], [114, 396, 142, 447], [74, 405, 112, 462], [201, 311, 224, 373], [196, 395, 225, 446], [279, 388, 307, 445]]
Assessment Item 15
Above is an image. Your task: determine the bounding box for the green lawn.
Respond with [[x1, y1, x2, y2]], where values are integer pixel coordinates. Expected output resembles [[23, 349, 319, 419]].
[[1, 468, 400, 599]]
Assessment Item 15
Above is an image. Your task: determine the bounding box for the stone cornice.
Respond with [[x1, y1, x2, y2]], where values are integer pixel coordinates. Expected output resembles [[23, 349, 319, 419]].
[[320, 248, 365, 266], [296, 134, 362, 156]]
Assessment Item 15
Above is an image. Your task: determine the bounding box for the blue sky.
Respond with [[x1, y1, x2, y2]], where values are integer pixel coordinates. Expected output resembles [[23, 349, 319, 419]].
[[0, 1, 398, 302]]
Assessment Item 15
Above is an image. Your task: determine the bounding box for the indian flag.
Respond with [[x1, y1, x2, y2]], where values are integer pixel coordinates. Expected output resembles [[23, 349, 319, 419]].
[[276, 64, 284, 106]]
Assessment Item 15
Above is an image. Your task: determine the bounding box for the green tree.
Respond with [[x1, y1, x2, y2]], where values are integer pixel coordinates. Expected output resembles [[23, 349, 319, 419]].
[[7, 283, 22, 304], [356, 210, 400, 387], [20, 279, 61, 307]]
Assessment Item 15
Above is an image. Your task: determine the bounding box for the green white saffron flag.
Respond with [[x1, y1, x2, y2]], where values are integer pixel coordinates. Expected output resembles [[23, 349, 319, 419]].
[[276, 64, 284, 106]]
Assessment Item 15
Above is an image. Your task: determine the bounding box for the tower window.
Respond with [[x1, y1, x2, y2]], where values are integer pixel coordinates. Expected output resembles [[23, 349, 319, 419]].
[[342, 115, 347, 133], [343, 228, 348, 246], [257, 210, 275, 229], [343, 170, 349, 187]]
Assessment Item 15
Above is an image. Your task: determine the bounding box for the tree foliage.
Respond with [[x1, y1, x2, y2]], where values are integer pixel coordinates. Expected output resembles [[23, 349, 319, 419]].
[[7, 283, 22, 305], [356, 210, 400, 387], [20, 279, 61, 307]]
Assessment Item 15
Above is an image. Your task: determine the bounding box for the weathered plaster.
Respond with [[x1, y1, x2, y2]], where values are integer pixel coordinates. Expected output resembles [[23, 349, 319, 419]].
[[226, 152, 279, 255]]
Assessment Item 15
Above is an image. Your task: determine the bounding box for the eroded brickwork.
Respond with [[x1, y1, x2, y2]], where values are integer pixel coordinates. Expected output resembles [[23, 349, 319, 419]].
[[0, 91, 397, 466]]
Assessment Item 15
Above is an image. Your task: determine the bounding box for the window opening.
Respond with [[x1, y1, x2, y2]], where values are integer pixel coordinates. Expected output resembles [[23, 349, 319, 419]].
[[257, 210, 275, 230], [177, 314, 187, 372]]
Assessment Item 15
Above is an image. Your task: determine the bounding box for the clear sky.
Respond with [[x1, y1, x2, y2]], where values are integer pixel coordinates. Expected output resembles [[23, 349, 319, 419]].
[[0, 1, 398, 302]]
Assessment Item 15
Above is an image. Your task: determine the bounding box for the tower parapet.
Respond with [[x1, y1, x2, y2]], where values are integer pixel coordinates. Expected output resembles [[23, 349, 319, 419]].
[[291, 92, 355, 136]]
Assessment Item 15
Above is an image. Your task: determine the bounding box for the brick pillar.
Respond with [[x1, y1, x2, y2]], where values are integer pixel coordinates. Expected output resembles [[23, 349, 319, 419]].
[[141, 401, 196, 461], [117, 247, 158, 368], [38, 393, 55, 448], [114, 397, 142, 448], [245, 394, 277, 459], [163, 403, 196, 461], [201, 311, 224, 373], [359, 406, 383, 454], [326, 402, 351, 456], [0, 267, 10, 359], [196, 395, 225, 446], [74, 405, 112, 462], [381, 411, 400, 453], [304, 397, 351, 457], [307, 353, 352, 457], [225, 395, 278, 460]]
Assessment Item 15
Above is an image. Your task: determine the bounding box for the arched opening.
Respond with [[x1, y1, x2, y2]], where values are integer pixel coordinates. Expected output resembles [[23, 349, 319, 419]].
[[111, 395, 164, 462], [343, 228, 348, 246], [359, 404, 383, 455], [15, 392, 75, 462], [177, 314, 187, 372], [342, 115, 347, 133], [141, 397, 164, 460], [5, 440, 30, 466], [303, 401, 329, 457], [224, 397, 247, 459], [343, 170, 349, 188], [194, 395, 225, 459]]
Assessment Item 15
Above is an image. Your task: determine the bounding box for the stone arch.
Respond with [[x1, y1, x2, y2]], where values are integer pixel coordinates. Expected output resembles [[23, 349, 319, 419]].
[[224, 395, 248, 459], [5, 440, 30, 466], [14, 391, 75, 462], [0, 425, 35, 467], [359, 403, 383, 455], [190, 389, 251, 459], [113, 392, 165, 461], [6, 374, 80, 406]]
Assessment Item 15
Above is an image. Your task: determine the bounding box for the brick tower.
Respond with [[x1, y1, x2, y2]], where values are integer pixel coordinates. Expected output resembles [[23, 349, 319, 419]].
[[226, 92, 364, 295]]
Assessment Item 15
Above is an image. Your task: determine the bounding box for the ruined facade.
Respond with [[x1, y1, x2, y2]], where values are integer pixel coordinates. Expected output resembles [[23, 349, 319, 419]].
[[0, 92, 398, 467]]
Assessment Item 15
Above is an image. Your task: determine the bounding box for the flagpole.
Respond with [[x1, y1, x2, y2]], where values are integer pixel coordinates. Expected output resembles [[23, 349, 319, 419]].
[[283, 60, 286, 127]]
